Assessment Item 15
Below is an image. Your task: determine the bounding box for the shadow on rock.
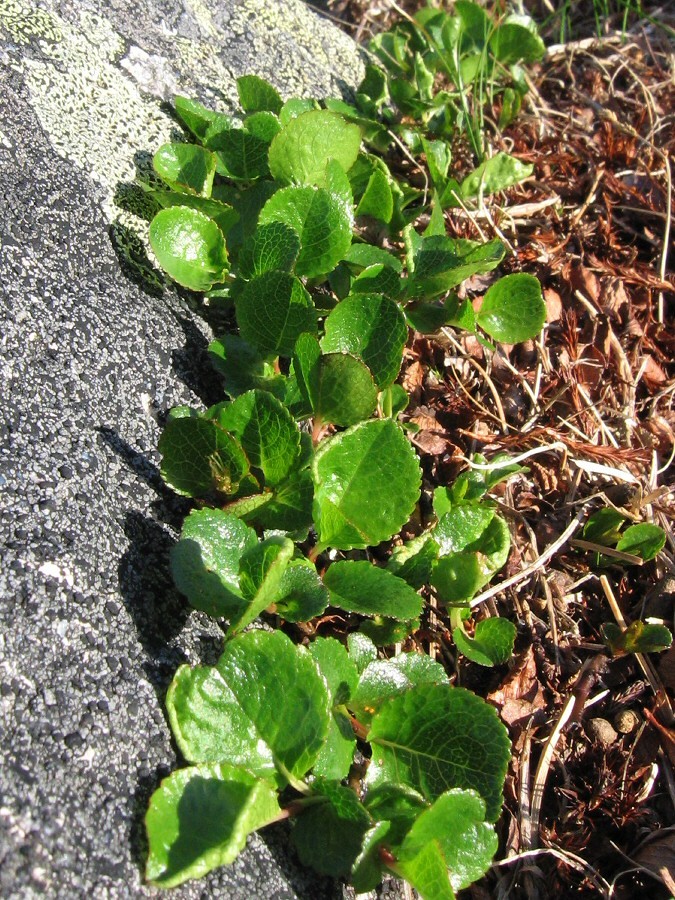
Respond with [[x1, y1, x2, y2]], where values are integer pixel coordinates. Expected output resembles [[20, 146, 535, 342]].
[[170, 311, 225, 409], [129, 767, 174, 875], [118, 510, 191, 686], [258, 822, 343, 900]]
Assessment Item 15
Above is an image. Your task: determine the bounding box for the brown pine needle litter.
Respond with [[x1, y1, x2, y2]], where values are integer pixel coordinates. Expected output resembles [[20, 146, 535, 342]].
[[311, 1, 675, 896]]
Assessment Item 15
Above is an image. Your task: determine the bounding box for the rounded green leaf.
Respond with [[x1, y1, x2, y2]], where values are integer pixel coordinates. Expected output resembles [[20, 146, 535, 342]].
[[398, 788, 498, 892], [351, 652, 448, 723], [174, 95, 230, 141], [166, 666, 277, 778], [237, 271, 316, 358], [259, 185, 353, 278], [216, 630, 331, 780], [237, 221, 300, 279], [367, 682, 510, 821], [490, 18, 546, 64], [322, 294, 408, 389], [236, 74, 283, 114], [616, 523, 666, 561], [476, 273, 545, 344], [145, 762, 280, 888], [356, 168, 393, 223], [431, 553, 485, 605], [324, 560, 423, 620], [149, 207, 228, 291], [274, 559, 329, 622], [171, 508, 258, 616], [293, 334, 378, 426], [209, 390, 302, 487], [152, 191, 239, 236], [583, 508, 626, 546], [435, 506, 495, 555], [312, 419, 422, 550], [158, 416, 249, 498], [460, 153, 534, 200], [314, 353, 379, 427], [153, 142, 216, 196], [453, 617, 517, 667], [351, 264, 402, 298], [268, 109, 362, 186]]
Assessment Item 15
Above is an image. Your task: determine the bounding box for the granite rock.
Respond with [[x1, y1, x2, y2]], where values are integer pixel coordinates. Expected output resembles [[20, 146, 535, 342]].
[[0, 2, 385, 897]]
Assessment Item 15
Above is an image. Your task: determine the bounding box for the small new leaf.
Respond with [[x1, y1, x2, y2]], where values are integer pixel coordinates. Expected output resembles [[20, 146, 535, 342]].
[[476, 273, 545, 344]]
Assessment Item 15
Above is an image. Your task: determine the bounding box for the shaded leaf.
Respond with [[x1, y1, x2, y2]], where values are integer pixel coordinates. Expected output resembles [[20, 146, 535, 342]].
[[171, 508, 257, 617], [237, 221, 300, 279], [145, 763, 280, 887], [237, 271, 316, 358], [153, 143, 217, 197], [159, 416, 249, 498], [209, 390, 301, 487], [275, 559, 329, 622], [324, 560, 423, 620]]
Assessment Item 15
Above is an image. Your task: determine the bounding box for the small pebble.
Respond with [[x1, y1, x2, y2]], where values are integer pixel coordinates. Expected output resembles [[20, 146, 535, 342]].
[[614, 709, 640, 734], [586, 717, 618, 747]]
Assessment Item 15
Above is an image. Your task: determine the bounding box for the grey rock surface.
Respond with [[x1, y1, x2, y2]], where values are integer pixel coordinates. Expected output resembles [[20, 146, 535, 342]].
[[0, 2, 379, 897]]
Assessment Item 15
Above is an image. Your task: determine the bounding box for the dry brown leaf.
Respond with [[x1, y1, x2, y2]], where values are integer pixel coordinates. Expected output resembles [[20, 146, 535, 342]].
[[599, 276, 630, 320], [640, 354, 668, 391], [488, 645, 546, 728], [544, 287, 563, 323]]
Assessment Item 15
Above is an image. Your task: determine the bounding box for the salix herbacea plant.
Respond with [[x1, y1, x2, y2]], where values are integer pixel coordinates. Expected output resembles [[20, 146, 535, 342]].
[[135, 65, 547, 897]]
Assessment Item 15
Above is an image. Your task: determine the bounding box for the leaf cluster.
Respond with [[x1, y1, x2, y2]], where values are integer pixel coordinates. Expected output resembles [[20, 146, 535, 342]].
[[134, 47, 549, 897], [368, 0, 545, 160], [147, 630, 510, 898]]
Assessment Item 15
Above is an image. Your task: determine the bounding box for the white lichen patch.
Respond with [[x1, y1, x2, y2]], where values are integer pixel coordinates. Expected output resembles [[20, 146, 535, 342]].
[[18, 7, 173, 221], [1, 0, 363, 233], [184, 0, 219, 39], [119, 45, 180, 101], [0, 0, 61, 46], [229, 0, 364, 96]]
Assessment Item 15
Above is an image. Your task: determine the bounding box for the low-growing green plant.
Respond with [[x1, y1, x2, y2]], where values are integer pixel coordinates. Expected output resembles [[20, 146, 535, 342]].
[[133, 62, 549, 896], [582, 507, 667, 564], [365, 0, 545, 160]]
